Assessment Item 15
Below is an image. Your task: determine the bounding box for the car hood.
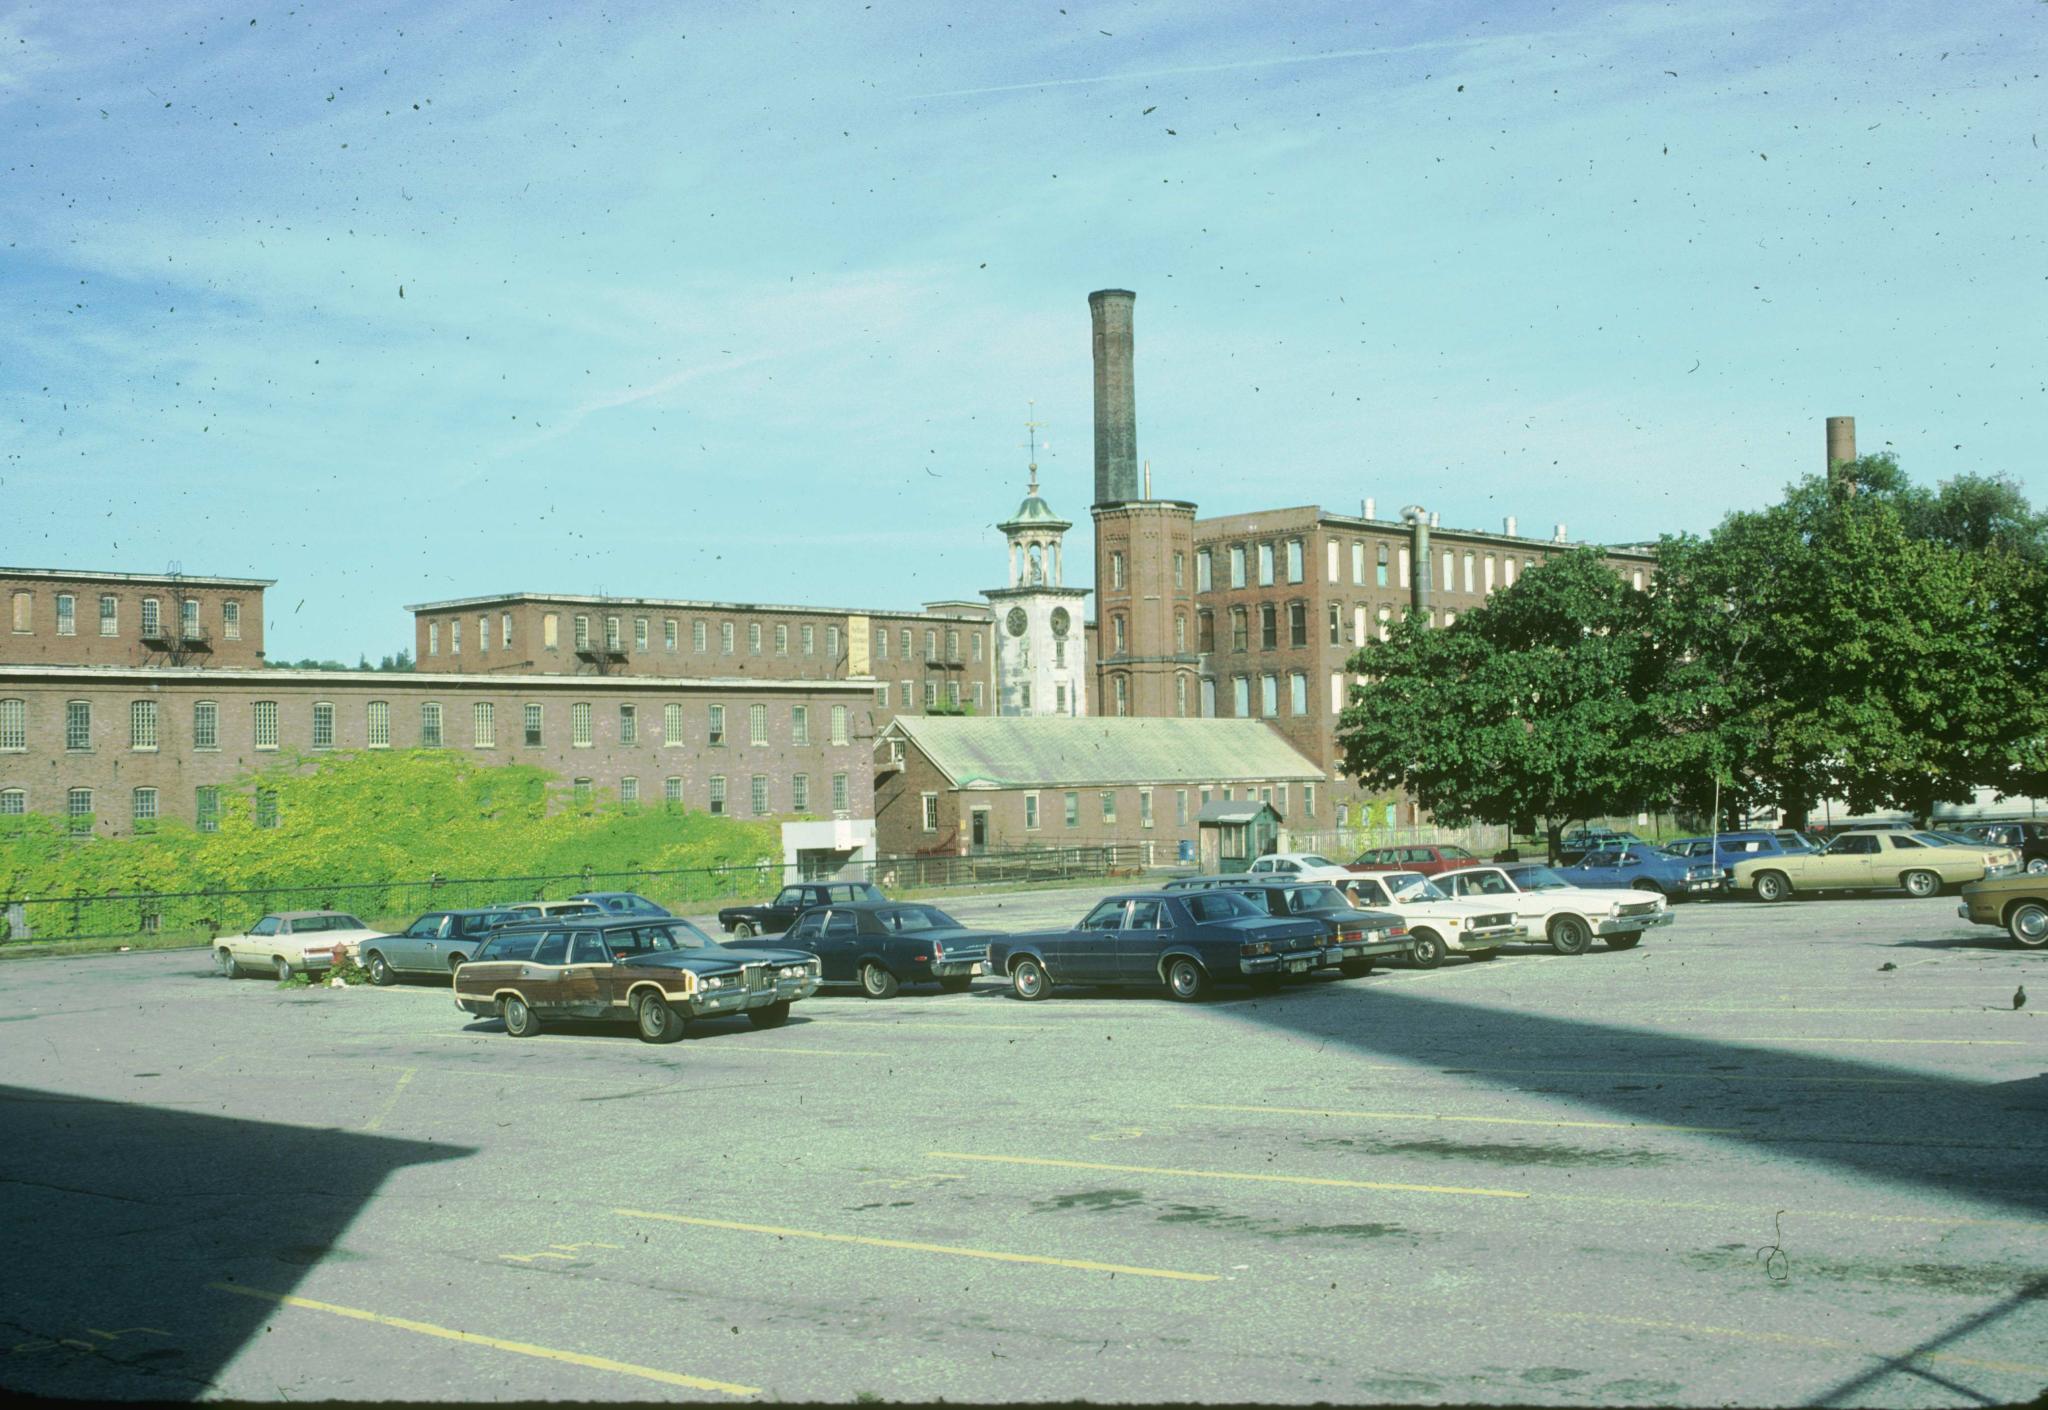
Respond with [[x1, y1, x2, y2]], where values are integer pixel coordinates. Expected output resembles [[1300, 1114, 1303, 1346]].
[[622, 946, 812, 972]]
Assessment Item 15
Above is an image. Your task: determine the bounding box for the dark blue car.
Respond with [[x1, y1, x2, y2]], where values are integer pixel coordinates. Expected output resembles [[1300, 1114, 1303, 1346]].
[[983, 890, 1329, 1003], [568, 891, 673, 917], [1563, 844, 1727, 899]]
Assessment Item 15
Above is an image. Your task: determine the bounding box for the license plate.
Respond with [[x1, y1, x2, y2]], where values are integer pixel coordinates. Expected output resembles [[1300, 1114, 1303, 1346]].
[[1287, 960, 1311, 974]]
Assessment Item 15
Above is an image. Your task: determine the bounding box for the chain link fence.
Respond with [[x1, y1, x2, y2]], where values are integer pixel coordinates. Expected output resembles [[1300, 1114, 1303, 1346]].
[[0, 843, 1158, 944]]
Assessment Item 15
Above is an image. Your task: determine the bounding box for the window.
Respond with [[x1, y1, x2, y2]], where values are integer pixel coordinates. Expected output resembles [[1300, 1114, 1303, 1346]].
[[1113, 675, 1128, 715], [450, 618, 462, 654], [1329, 604, 1342, 645], [572, 702, 593, 746], [748, 703, 767, 745], [791, 705, 809, 746], [1351, 542, 1365, 585], [1064, 791, 1079, 827], [620, 777, 639, 811], [1286, 538, 1304, 583], [196, 786, 219, 833], [900, 680, 913, 709], [875, 625, 889, 659], [55, 594, 75, 635], [709, 776, 727, 815], [900, 627, 912, 659], [182, 599, 200, 637], [1464, 552, 1476, 594], [1177, 673, 1189, 716], [831, 773, 848, 812], [10, 590, 30, 632], [421, 703, 443, 747], [830, 705, 848, 744], [573, 778, 594, 811], [1378, 605, 1393, 640], [692, 620, 707, 651], [633, 617, 649, 652], [720, 621, 736, 653], [1230, 606, 1248, 652], [1139, 787, 1153, 829], [799, 623, 814, 656], [99, 595, 118, 636], [1288, 602, 1307, 647], [1485, 555, 1497, 593], [1229, 545, 1246, 588], [140, 597, 161, 637], [775, 623, 789, 655], [748, 622, 762, 654], [619, 704, 637, 745], [1289, 672, 1308, 715], [924, 679, 939, 708], [1175, 614, 1187, 651], [1444, 551, 1455, 593], [1176, 788, 1189, 825], [1260, 604, 1277, 650], [750, 775, 768, 816], [827, 625, 840, 659], [601, 616, 620, 652], [1173, 550, 1186, 588], [368, 700, 391, 748], [1021, 682, 1033, 710], [921, 793, 940, 832], [543, 613, 560, 649], [428, 622, 440, 656], [971, 631, 983, 662], [575, 615, 591, 650], [792, 774, 809, 811], [944, 680, 960, 708], [478, 615, 490, 653], [924, 630, 937, 662], [67, 787, 93, 835], [1025, 793, 1040, 830], [132, 787, 158, 830], [664, 776, 683, 809], [503, 612, 514, 648], [1110, 551, 1125, 589], [1232, 676, 1250, 717], [1277, 783, 1290, 816], [472, 701, 495, 748], [1258, 542, 1275, 586], [254, 789, 279, 830], [1331, 672, 1346, 713], [1054, 639, 1065, 667], [304, 702, 332, 749], [0, 698, 22, 752], [1113, 615, 1126, 654], [1101, 791, 1118, 824], [708, 705, 727, 747], [1398, 548, 1410, 588], [1374, 545, 1387, 587], [252, 700, 278, 750], [1260, 674, 1278, 717], [875, 685, 889, 707], [663, 702, 683, 744], [1199, 677, 1215, 717], [1197, 548, 1213, 591], [972, 682, 984, 711], [1198, 610, 1215, 652], [523, 703, 543, 747], [945, 628, 959, 660], [664, 619, 677, 651], [1304, 783, 1316, 818]]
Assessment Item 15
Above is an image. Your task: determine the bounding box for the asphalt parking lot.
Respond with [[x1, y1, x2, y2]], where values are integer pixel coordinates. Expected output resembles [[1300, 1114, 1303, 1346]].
[[1, 887, 2043, 1405]]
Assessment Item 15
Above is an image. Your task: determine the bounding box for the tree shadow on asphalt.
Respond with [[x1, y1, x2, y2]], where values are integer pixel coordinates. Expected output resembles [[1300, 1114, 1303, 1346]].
[[0, 1084, 469, 1401]]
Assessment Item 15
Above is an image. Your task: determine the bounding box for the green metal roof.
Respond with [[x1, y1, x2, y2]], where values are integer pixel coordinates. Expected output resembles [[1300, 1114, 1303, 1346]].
[[999, 493, 1071, 532], [886, 716, 1322, 789]]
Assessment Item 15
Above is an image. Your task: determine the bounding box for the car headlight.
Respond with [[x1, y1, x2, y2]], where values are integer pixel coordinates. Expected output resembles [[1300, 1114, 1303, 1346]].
[[1240, 941, 1274, 957], [779, 965, 805, 979], [701, 975, 725, 990]]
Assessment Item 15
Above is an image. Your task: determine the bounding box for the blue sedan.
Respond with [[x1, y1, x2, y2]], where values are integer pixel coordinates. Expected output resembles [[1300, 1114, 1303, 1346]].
[[1563, 844, 1726, 899], [567, 891, 673, 917]]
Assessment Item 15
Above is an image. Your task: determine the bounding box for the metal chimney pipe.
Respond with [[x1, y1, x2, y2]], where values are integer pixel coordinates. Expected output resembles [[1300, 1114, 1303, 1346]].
[[1402, 505, 1431, 617], [1554, 523, 1568, 542], [1363, 497, 1376, 520], [1088, 290, 1139, 506], [1505, 515, 1517, 536], [1826, 415, 1856, 471], [1429, 511, 1440, 528]]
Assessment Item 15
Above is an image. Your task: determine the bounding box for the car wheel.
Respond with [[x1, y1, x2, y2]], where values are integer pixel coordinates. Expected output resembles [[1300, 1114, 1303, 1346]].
[[215, 948, 238, 978], [2006, 902, 2048, 949], [2027, 858, 2048, 875], [274, 956, 294, 982], [634, 992, 686, 1044], [1605, 934, 1642, 951], [733, 922, 756, 940], [859, 962, 901, 1000], [1337, 959, 1374, 979], [747, 1001, 792, 1030], [501, 994, 542, 1038], [1902, 869, 1940, 899], [1010, 956, 1049, 1001], [1752, 871, 1790, 904], [365, 952, 395, 986], [1548, 916, 1590, 956], [1632, 881, 1665, 895], [447, 952, 469, 971], [937, 975, 973, 993], [1408, 931, 1447, 968], [1164, 956, 1209, 1002]]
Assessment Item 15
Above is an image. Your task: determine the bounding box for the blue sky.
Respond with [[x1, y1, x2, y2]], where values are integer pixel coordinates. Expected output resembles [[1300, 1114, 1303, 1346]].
[[4, 0, 2044, 662]]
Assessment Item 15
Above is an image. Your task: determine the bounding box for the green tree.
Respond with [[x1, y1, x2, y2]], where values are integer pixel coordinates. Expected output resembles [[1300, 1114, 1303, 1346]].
[[1335, 549, 1654, 860]]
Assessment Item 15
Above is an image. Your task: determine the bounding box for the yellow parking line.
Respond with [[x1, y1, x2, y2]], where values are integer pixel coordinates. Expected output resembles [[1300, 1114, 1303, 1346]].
[[928, 1151, 1529, 1200], [360, 1067, 416, 1133], [1551, 1308, 2048, 1377], [208, 1283, 757, 1395], [1172, 1102, 1739, 1134], [614, 1208, 1216, 1281]]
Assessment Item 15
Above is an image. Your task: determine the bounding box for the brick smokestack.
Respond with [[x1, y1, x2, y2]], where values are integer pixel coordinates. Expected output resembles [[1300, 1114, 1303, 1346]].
[[1826, 416, 1856, 471], [1089, 289, 1138, 506]]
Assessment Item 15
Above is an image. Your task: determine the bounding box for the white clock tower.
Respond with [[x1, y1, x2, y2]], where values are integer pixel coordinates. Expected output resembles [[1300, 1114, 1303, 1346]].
[[983, 416, 1089, 717]]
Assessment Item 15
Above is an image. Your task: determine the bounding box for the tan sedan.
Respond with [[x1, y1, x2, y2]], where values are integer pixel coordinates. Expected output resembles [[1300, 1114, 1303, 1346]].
[[1733, 829, 2017, 903], [1957, 874, 2048, 948]]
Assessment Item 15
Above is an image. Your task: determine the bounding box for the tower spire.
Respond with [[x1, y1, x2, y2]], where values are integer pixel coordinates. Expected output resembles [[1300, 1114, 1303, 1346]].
[[1022, 400, 1044, 495]]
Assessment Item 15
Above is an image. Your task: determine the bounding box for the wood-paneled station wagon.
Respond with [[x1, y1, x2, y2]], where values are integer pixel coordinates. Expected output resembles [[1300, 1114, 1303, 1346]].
[[453, 917, 820, 1042]]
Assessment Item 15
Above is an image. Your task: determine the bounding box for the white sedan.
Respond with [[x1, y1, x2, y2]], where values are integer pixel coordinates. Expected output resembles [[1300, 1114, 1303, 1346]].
[[1338, 869, 1527, 967], [1247, 852, 1358, 884], [1438, 863, 1672, 955], [214, 911, 391, 981]]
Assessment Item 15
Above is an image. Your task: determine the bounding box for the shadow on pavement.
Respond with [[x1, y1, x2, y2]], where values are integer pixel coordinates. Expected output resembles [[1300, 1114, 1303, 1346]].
[[0, 1084, 469, 1401]]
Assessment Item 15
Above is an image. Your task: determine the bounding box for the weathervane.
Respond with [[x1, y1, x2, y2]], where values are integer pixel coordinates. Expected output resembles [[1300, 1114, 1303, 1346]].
[[1021, 401, 1045, 495]]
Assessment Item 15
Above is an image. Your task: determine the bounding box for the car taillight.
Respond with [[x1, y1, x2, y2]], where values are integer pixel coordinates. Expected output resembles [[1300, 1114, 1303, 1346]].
[[1241, 940, 1273, 957], [931, 939, 944, 959], [1338, 926, 1364, 943], [1388, 926, 1408, 938]]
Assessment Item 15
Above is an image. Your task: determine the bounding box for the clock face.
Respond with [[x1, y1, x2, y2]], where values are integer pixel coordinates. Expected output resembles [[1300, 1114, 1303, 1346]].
[[1006, 607, 1029, 637], [1050, 607, 1070, 637]]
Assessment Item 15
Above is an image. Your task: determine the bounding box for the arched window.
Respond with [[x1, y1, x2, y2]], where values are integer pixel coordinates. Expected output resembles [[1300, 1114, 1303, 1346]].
[[1028, 543, 1044, 584]]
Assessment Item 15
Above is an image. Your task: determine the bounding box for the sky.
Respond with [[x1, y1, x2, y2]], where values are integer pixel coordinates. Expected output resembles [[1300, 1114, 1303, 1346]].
[[3, 0, 2045, 663]]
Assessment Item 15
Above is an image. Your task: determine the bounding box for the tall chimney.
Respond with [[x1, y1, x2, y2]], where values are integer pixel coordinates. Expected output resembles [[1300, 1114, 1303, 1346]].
[[1826, 415, 1856, 471], [1402, 506, 1431, 617], [1089, 289, 1139, 506]]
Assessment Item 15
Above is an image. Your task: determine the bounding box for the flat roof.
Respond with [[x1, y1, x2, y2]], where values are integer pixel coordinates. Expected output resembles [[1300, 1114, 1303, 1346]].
[[404, 591, 995, 622], [1191, 510, 1658, 562], [0, 566, 275, 589], [0, 664, 878, 692]]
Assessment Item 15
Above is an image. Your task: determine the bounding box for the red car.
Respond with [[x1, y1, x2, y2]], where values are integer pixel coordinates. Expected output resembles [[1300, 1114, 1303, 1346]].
[[1348, 842, 1485, 877]]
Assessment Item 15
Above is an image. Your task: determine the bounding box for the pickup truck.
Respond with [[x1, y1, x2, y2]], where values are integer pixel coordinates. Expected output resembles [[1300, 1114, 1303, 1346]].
[[717, 881, 885, 938]]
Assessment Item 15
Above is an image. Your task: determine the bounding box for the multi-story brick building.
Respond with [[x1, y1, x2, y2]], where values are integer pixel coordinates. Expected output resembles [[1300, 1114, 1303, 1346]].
[[3, 567, 271, 670]]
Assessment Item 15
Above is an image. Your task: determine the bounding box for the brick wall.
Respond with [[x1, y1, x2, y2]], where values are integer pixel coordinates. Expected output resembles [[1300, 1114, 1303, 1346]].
[[2, 573, 268, 670]]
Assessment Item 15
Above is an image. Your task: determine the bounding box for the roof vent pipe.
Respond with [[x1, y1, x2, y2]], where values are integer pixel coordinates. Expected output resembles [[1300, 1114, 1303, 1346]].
[[1363, 497, 1376, 520], [1429, 511, 1440, 529], [1554, 523, 1568, 542], [1505, 515, 1517, 536]]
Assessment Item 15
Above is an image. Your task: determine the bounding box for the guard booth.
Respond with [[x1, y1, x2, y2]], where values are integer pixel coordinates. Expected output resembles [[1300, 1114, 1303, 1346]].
[[1195, 800, 1282, 873]]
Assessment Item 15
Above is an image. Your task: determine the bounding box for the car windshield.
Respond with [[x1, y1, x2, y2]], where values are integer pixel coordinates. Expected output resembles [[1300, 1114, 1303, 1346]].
[[1295, 855, 1338, 868], [1387, 873, 1447, 902], [878, 905, 959, 932], [1184, 892, 1260, 921], [1506, 866, 1571, 891], [1917, 831, 1973, 847]]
